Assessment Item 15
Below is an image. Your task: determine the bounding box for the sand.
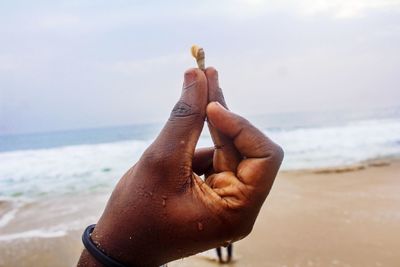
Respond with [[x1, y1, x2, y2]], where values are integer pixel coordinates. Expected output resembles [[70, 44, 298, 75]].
[[1, 160, 399, 267]]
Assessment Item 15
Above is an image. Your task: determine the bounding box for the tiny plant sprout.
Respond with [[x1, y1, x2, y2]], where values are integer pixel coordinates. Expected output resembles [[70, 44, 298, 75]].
[[191, 45, 205, 70]]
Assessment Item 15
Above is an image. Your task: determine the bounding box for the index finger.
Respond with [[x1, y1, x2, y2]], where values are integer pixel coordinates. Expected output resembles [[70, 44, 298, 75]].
[[205, 67, 241, 173], [206, 102, 284, 187]]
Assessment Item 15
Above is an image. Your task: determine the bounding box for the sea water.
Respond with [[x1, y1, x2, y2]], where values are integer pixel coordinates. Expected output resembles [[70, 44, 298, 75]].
[[0, 107, 400, 242], [1, 107, 400, 199]]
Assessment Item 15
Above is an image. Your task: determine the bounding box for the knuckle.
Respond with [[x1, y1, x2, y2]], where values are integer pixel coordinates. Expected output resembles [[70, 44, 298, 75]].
[[170, 101, 200, 120], [140, 147, 166, 168], [140, 142, 178, 168], [275, 144, 285, 161], [254, 136, 284, 164], [268, 143, 284, 164], [238, 116, 250, 126], [256, 144, 284, 174], [232, 117, 250, 138], [252, 135, 269, 150]]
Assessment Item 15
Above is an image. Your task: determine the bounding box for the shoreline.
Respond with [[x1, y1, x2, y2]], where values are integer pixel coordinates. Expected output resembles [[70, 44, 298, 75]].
[[280, 156, 398, 175], [1, 159, 399, 266]]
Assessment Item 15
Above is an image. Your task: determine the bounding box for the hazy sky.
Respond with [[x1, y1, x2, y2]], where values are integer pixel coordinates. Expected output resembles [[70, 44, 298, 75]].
[[1, 0, 399, 134]]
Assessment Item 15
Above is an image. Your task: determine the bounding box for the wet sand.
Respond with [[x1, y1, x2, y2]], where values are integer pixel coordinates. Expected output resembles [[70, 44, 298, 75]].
[[1, 160, 399, 267], [171, 160, 400, 267]]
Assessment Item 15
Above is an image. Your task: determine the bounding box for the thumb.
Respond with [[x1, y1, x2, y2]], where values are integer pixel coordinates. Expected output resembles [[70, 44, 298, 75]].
[[144, 68, 208, 180]]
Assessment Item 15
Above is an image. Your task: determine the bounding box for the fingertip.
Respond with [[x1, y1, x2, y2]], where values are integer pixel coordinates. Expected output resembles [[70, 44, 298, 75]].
[[205, 67, 218, 80], [184, 68, 206, 88], [206, 101, 223, 113], [206, 101, 217, 110]]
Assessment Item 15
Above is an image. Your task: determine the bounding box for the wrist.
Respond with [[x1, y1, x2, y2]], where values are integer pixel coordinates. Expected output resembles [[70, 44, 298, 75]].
[[90, 224, 140, 266], [78, 222, 157, 267], [82, 224, 134, 267], [89, 218, 166, 267]]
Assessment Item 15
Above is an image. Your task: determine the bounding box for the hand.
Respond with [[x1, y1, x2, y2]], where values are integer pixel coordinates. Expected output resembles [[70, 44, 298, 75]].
[[78, 68, 283, 267]]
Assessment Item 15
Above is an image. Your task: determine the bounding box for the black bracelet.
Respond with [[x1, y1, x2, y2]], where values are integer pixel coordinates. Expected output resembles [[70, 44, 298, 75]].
[[82, 224, 131, 267]]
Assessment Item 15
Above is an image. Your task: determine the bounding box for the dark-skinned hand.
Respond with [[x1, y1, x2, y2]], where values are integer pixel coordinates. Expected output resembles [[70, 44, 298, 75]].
[[77, 67, 284, 267]]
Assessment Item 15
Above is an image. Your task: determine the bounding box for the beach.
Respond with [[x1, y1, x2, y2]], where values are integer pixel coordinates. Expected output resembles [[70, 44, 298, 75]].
[[2, 0, 400, 265], [1, 159, 399, 267]]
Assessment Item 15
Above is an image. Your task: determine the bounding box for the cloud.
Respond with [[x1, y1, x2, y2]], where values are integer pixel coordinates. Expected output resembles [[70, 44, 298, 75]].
[[36, 14, 82, 30], [294, 0, 400, 18], [1, 0, 399, 134], [103, 53, 191, 75], [6, 0, 400, 39], [0, 54, 22, 72], [221, 0, 400, 19]]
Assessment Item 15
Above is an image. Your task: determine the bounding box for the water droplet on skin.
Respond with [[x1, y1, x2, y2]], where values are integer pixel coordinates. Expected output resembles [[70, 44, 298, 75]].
[[197, 222, 203, 231]]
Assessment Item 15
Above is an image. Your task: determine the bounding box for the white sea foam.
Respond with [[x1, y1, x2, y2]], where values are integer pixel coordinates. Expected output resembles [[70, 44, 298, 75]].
[[0, 207, 19, 228], [266, 118, 400, 170], [0, 197, 100, 242], [0, 118, 399, 198], [0, 140, 150, 197], [0, 229, 66, 241]]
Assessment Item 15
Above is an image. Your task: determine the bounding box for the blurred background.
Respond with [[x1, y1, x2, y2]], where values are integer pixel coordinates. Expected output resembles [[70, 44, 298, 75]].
[[0, 1, 399, 266]]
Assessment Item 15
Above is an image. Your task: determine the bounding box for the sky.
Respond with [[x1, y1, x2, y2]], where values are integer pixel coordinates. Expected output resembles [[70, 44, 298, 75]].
[[1, 0, 399, 134]]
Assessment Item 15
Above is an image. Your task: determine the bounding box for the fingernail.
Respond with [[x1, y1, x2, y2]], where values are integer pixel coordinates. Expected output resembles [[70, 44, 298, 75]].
[[183, 70, 197, 88]]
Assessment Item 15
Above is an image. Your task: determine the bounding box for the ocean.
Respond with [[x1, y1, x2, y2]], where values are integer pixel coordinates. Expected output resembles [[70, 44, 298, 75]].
[[1, 107, 400, 199]]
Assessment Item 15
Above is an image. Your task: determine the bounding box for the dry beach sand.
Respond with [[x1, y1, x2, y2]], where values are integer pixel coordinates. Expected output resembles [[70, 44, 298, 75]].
[[1, 159, 399, 267]]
